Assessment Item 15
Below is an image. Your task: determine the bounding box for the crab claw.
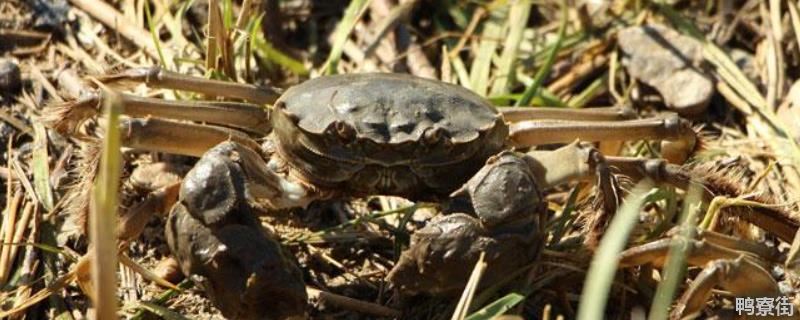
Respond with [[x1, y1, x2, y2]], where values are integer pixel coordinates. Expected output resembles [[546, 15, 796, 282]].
[[450, 151, 545, 228], [388, 151, 543, 295], [387, 213, 539, 295], [167, 206, 307, 319], [166, 142, 307, 320]]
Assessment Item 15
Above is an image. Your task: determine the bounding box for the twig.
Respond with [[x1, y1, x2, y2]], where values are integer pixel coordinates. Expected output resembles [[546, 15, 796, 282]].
[[0, 29, 51, 55], [0, 109, 32, 135], [86, 31, 141, 69], [0, 190, 23, 284], [68, 0, 166, 60], [234, 0, 255, 34], [448, 7, 486, 58], [8, 202, 35, 274], [547, 52, 609, 95], [760, 1, 784, 113], [0, 266, 78, 317], [64, 28, 106, 74], [0, 29, 50, 44], [29, 65, 64, 105], [451, 252, 487, 320], [12, 234, 39, 318], [306, 287, 400, 318], [307, 245, 377, 290], [362, 0, 414, 61], [403, 41, 436, 79]]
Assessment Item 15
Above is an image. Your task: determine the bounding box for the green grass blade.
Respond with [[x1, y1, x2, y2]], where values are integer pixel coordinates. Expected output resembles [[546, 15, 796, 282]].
[[222, 0, 234, 30], [130, 280, 195, 320], [576, 180, 655, 320], [144, 0, 169, 69], [647, 184, 703, 320], [469, 266, 569, 319], [130, 302, 191, 320], [515, 0, 567, 106], [530, 31, 585, 65], [451, 54, 473, 90], [464, 292, 525, 320], [446, 1, 470, 28], [32, 123, 54, 212], [0, 242, 77, 262], [505, 72, 567, 106], [490, 0, 531, 96], [548, 184, 581, 246], [469, 1, 507, 97], [252, 16, 309, 76], [90, 90, 123, 320], [322, 0, 371, 75], [567, 76, 606, 108]]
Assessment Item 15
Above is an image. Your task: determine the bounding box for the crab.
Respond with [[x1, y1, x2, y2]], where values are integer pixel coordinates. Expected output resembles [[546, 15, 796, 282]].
[[44, 68, 798, 319]]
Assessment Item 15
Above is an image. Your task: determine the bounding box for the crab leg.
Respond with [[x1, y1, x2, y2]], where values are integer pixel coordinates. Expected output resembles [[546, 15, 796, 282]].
[[392, 143, 618, 294], [663, 227, 779, 262], [619, 234, 779, 319], [64, 117, 269, 241], [508, 115, 694, 146], [120, 95, 270, 134], [671, 257, 779, 319], [96, 67, 282, 104], [110, 118, 315, 246], [498, 106, 636, 122], [619, 236, 768, 269], [524, 143, 800, 242], [118, 118, 316, 209], [120, 118, 261, 157], [45, 93, 271, 136], [118, 182, 181, 241], [604, 156, 799, 242], [509, 114, 696, 163], [525, 141, 611, 189]]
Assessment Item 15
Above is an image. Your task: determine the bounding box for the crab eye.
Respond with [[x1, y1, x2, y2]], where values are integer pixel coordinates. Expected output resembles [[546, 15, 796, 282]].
[[334, 120, 356, 142], [423, 127, 446, 146]]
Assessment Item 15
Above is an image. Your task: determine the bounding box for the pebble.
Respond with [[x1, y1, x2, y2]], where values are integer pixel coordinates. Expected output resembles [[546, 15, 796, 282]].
[[154, 257, 185, 285], [618, 24, 714, 116], [29, 0, 71, 34], [0, 59, 21, 95]]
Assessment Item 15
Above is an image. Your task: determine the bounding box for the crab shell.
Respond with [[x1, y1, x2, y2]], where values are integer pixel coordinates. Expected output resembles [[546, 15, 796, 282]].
[[271, 73, 509, 198]]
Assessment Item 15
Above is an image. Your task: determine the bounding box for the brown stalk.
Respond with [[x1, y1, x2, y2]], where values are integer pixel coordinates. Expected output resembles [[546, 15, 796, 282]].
[[307, 287, 400, 318], [547, 52, 609, 96], [29, 65, 64, 104], [0, 190, 23, 285], [8, 202, 35, 278]]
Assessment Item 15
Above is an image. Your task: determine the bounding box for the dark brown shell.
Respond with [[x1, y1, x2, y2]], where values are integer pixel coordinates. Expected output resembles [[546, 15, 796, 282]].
[[271, 73, 507, 197], [280, 73, 500, 144]]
